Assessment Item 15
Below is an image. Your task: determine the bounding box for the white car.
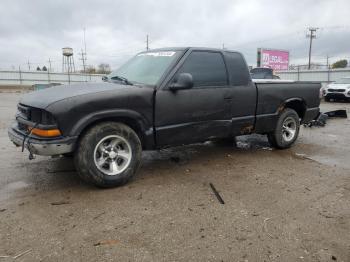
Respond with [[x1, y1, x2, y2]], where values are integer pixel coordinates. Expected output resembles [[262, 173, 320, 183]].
[[323, 77, 350, 102]]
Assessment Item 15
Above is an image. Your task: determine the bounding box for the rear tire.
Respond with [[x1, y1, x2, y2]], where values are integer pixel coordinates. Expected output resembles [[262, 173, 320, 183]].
[[267, 108, 300, 149], [74, 122, 142, 188]]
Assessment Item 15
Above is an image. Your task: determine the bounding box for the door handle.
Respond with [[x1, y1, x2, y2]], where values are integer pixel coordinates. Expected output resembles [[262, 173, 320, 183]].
[[224, 96, 232, 100]]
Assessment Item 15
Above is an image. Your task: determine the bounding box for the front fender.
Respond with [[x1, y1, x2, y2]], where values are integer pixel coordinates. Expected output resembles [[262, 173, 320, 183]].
[[67, 109, 155, 149], [69, 109, 152, 137]]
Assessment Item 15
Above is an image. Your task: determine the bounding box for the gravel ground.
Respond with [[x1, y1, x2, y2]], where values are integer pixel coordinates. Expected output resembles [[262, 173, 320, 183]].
[[0, 91, 349, 262]]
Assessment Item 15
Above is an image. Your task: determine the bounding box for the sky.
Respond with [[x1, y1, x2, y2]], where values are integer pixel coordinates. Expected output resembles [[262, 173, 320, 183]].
[[0, 0, 349, 72]]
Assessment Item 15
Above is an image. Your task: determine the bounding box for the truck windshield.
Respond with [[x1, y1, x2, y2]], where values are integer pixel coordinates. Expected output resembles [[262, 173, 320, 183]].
[[109, 51, 181, 85]]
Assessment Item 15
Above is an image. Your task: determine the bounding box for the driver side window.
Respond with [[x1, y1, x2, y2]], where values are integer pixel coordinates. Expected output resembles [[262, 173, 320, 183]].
[[175, 51, 228, 88]]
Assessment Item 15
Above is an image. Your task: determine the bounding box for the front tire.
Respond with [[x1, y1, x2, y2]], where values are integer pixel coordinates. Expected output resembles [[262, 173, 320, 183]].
[[74, 122, 142, 187], [268, 108, 300, 149], [324, 97, 330, 102]]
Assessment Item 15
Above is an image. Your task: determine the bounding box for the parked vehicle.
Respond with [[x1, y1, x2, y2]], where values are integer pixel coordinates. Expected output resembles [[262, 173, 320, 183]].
[[322, 77, 350, 101], [8, 47, 321, 187], [250, 67, 280, 79]]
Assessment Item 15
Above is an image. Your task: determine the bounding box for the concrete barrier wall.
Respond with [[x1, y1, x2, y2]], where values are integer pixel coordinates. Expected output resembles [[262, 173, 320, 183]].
[[276, 68, 350, 87], [0, 70, 105, 86]]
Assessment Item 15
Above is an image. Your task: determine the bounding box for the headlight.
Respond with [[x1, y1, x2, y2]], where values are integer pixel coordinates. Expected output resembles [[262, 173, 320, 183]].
[[29, 108, 57, 125]]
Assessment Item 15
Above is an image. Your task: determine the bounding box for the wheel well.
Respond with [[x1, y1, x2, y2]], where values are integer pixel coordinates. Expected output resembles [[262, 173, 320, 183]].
[[284, 100, 306, 119], [78, 117, 146, 148]]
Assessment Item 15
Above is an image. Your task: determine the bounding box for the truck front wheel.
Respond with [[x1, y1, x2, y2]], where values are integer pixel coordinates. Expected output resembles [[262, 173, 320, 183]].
[[74, 122, 142, 187], [267, 108, 300, 149]]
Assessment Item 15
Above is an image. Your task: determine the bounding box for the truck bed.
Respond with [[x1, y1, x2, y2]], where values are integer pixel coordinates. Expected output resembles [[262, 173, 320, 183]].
[[254, 81, 321, 133]]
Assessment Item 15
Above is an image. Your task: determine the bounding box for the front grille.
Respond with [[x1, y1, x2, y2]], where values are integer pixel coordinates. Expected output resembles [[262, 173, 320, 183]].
[[328, 89, 345, 92], [16, 104, 56, 126], [327, 93, 346, 99], [17, 104, 30, 120], [17, 104, 42, 122]]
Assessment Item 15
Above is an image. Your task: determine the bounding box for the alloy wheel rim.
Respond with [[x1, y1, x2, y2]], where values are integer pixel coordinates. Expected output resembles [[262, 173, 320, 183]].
[[93, 135, 132, 176], [282, 117, 297, 142]]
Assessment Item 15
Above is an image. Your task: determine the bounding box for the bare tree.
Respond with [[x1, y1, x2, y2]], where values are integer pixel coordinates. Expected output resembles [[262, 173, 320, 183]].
[[85, 65, 97, 74], [97, 63, 111, 74]]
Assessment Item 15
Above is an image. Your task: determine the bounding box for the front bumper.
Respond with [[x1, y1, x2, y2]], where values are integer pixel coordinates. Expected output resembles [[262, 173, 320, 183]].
[[8, 124, 77, 156]]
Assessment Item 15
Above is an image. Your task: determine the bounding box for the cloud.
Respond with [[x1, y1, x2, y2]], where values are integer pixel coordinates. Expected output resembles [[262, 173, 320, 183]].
[[0, 0, 349, 71]]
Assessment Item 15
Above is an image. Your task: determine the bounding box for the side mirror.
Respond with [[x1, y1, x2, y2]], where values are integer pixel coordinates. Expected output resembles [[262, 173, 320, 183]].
[[169, 73, 193, 90]]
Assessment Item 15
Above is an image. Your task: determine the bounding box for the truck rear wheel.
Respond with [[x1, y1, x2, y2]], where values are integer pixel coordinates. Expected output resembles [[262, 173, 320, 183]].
[[267, 108, 300, 149], [74, 122, 142, 187]]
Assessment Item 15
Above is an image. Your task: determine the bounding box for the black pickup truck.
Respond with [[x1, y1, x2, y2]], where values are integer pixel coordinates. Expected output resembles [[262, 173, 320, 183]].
[[8, 47, 321, 187]]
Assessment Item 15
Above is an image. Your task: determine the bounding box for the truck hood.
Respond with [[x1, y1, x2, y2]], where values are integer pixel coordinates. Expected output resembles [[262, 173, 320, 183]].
[[19, 82, 139, 109]]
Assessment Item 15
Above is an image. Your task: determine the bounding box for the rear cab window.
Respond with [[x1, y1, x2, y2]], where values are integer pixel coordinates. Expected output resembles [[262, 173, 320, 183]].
[[224, 52, 252, 86]]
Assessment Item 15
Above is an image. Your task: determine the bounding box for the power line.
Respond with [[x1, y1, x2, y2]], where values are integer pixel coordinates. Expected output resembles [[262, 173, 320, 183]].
[[307, 27, 318, 69]]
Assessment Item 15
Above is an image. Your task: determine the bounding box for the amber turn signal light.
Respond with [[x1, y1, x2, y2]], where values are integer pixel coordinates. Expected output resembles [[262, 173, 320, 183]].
[[30, 127, 61, 137]]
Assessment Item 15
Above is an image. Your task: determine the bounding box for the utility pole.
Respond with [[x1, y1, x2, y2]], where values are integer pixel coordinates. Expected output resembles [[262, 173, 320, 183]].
[[222, 43, 225, 49], [146, 34, 149, 50], [83, 27, 87, 56], [18, 66, 22, 84], [307, 27, 318, 70], [326, 54, 330, 68], [326, 54, 330, 83], [80, 28, 88, 73], [79, 49, 87, 73], [27, 60, 31, 71], [47, 58, 52, 72]]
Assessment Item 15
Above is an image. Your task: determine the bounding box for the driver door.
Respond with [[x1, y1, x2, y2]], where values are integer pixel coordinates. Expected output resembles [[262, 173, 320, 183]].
[[154, 50, 234, 147]]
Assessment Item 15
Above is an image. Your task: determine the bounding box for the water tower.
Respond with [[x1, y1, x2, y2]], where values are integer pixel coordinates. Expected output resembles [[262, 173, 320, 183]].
[[62, 47, 76, 73]]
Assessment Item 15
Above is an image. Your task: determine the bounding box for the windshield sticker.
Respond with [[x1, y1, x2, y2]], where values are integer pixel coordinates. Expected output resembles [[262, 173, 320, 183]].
[[138, 51, 176, 57]]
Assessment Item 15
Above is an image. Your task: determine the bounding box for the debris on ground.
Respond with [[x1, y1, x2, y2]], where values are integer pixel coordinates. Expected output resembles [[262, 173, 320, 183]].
[[304, 109, 347, 128], [304, 113, 328, 127], [13, 249, 32, 259], [93, 211, 105, 220], [136, 193, 143, 200], [0, 249, 32, 259], [324, 109, 347, 118], [50, 201, 71, 206], [94, 240, 119, 246], [209, 183, 225, 204]]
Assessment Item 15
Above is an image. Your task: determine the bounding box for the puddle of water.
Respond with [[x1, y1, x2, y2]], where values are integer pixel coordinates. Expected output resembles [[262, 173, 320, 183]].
[[0, 180, 30, 202]]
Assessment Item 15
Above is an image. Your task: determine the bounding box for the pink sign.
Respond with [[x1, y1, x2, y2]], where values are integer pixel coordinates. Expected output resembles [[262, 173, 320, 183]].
[[261, 49, 289, 70]]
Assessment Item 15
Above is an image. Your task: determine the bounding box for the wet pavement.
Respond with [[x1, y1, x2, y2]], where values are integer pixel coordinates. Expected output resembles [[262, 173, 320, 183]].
[[0, 91, 349, 261]]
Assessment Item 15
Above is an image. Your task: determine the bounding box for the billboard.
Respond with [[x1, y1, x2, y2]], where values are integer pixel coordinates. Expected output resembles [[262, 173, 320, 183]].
[[257, 48, 289, 70]]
